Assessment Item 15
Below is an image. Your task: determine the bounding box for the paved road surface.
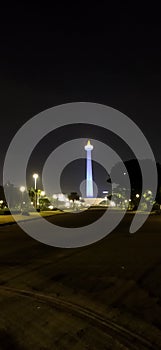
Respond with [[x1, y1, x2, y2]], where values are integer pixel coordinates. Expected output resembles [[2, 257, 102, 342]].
[[0, 210, 161, 349]]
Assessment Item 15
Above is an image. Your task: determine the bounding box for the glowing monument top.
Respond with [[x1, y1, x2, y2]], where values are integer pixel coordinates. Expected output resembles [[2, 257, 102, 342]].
[[84, 139, 93, 151], [84, 140, 94, 198]]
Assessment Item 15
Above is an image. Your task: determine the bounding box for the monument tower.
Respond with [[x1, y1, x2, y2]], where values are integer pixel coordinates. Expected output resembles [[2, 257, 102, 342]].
[[84, 140, 94, 197]]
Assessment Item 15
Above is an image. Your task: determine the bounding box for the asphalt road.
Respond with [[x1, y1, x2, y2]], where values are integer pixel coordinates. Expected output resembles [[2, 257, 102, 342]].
[[0, 210, 161, 349]]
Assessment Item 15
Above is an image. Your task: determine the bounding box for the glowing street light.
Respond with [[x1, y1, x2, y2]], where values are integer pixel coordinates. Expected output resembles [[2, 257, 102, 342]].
[[33, 173, 38, 190], [20, 186, 25, 193], [33, 173, 38, 209], [136, 194, 140, 198], [20, 186, 25, 212]]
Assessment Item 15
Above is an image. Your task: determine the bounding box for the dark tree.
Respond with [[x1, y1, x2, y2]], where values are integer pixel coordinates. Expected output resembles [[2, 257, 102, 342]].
[[68, 192, 80, 202]]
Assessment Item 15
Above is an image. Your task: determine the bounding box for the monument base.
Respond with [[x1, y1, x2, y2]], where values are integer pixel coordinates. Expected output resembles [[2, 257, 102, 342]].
[[82, 198, 103, 207]]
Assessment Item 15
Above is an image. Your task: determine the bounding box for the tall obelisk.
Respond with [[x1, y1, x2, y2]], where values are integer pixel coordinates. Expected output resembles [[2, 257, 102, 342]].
[[84, 140, 94, 197]]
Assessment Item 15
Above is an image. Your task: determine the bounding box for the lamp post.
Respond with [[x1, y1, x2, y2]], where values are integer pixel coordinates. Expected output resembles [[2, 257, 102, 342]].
[[20, 186, 25, 212], [135, 193, 140, 210], [33, 173, 38, 209], [33, 173, 38, 190]]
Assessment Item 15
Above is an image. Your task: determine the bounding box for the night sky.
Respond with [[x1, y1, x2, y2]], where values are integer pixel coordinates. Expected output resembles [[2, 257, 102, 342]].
[[0, 4, 161, 194]]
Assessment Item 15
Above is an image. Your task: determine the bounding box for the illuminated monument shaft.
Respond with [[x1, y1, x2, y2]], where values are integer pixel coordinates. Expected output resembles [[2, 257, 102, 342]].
[[85, 140, 94, 197]]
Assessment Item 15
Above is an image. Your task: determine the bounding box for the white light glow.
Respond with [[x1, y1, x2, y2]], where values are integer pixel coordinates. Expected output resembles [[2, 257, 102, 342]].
[[53, 194, 57, 199], [148, 190, 152, 195], [48, 205, 54, 210], [20, 186, 25, 192], [33, 173, 38, 179], [109, 200, 116, 207], [41, 191, 45, 196]]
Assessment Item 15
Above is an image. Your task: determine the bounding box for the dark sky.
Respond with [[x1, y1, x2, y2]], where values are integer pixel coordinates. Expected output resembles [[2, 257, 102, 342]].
[[0, 3, 161, 193]]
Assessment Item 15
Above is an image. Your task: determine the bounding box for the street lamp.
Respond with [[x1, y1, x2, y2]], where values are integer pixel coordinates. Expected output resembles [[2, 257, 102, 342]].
[[20, 186, 25, 212], [33, 173, 38, 209], [33, 173, 38, 190], [136, 194, 140, 198]]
